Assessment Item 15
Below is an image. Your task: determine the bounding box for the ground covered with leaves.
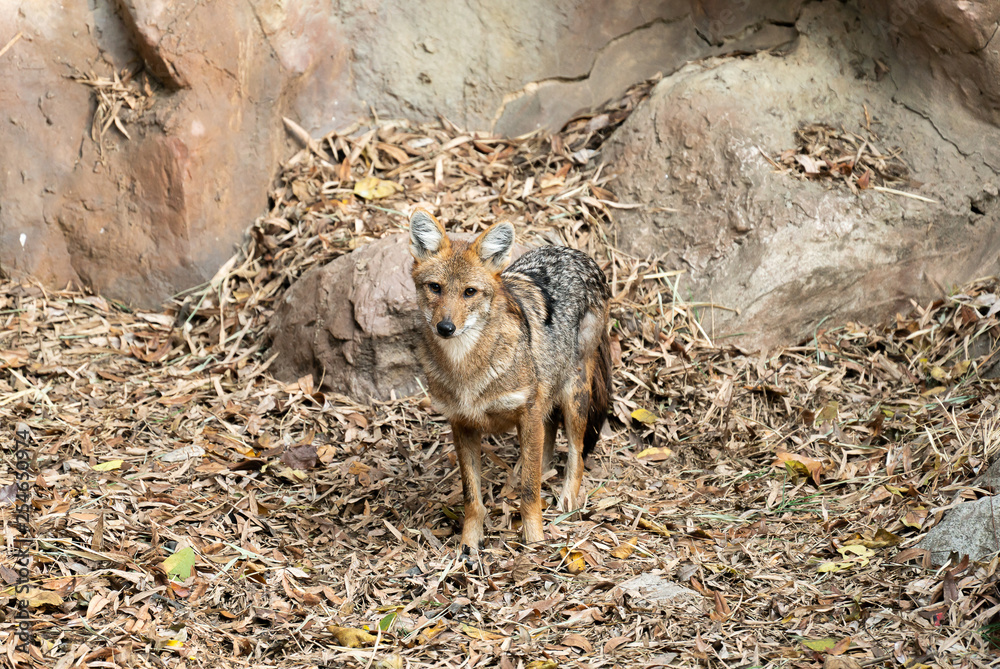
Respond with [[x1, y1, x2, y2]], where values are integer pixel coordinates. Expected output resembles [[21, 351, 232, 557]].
[[3, 83, 1000, 668]]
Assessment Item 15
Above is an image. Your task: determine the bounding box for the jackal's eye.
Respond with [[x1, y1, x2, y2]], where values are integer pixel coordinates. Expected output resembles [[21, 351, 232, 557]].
[[464, 287, 477, 297], [427, 282, 441, 294]]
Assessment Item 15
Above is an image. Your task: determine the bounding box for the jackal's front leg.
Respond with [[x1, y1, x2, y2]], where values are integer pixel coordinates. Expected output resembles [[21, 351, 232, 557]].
[[517, 409, 547, 544], [452, 423, 486, 550]]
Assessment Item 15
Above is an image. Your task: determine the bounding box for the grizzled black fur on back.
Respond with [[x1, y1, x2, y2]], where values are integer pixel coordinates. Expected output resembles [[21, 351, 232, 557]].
[[503, 246, 612, 458], [504, 246, 610, 334]]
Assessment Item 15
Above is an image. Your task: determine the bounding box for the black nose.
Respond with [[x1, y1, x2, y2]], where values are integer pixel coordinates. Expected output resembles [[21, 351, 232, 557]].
[[436, 320, 456, 337]]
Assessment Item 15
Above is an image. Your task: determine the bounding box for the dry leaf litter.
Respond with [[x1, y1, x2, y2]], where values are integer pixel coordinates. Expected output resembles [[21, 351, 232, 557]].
[[1, 80, 1000, 668]]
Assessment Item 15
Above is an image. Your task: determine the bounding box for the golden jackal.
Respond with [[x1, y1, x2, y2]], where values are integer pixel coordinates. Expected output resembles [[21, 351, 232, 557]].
[[409, 210, 612, 549]]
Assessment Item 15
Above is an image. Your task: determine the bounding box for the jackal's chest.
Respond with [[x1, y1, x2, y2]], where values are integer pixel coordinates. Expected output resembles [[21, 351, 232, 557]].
[[430, 380, 531, 431]]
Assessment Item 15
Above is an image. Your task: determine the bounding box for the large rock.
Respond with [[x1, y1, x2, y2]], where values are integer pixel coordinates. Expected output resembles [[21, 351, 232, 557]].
[[918, 497, 1000, 565], [268, 236, 423, 401], [268, 0, 802, 138], [0, 0, 805, 308], [490, 2, 800, 137], [1, 2, 285, 306], [602, 2, 1000, 350], [860, 0, 1000, 145], [6, 0, 1000, 314]]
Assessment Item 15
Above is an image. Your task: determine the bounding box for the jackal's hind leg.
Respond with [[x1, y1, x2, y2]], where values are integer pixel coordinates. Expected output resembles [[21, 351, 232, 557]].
[[558, 381, 590, 513], [542, 411, 558, 474]]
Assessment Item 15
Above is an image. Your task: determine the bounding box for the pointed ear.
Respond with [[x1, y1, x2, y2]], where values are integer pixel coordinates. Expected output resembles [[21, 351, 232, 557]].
[[409, 209, 450, 260], [472, 221, 515, 272]]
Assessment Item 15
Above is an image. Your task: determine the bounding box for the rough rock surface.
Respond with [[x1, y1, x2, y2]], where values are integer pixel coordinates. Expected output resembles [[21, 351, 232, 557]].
[[6, 0, 1000, 326], [978, 459, 1000, 492], [917, 497, 1000, 565], [491, 4, 800, 137], [0, 0, 805, 308], [268, 234, 528, 401], [603, 2, 1000, 350], [859, 0, 1000, 140], [268, 236, 422, 402], [618, 573, 700, 606], [286, 0, 803, 137], [1, 2, 284, 306]]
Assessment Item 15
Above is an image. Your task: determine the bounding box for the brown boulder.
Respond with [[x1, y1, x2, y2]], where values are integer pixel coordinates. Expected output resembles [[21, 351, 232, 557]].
[[269, 235, 422, 401], [1, 2, 285, 307], [7, 0, 999, 317], [602, 2, 1000, 350], [860, 0, 1000, 144]]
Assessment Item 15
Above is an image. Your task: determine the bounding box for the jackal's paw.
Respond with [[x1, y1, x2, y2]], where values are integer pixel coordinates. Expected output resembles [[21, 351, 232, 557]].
[[522, 522, 546, 544], [457, 542, 483, 568], [557, 490, 585, 514]]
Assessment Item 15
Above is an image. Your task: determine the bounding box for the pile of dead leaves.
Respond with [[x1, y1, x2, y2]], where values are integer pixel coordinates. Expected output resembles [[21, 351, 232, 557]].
[[2, 79, 1000, 669], [72, 67, 157, 154], [770, 118, 917, 197]]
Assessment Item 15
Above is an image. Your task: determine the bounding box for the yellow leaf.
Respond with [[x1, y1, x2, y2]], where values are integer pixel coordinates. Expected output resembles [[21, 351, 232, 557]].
[[817, 560, 852, 573], [774, 451, 825, 485], [354, 176, 402, 200], [329, 626, 377, 647], [630, 408, 657, 424], [952, 360, 971, 377], [560, 547, 587, 574], [92, 459, 123, 472], [610, 537, 637, 559], [526, 661, 559, 669], [929, 365, 947, 381], [838, 544, 875, 559], [802, 638, 837, 652], [14, 588, 64, 608], [635, 446, 673, 461], [162, 546, 196, 582], [867, 528, 903, 549], [415, 622, 446, 644], [783, 459, 810, 479], [460, 624, 507, 641], [637, 517, 672, 537], [815, 400, 839, 424], [164, 639, 185, 649]]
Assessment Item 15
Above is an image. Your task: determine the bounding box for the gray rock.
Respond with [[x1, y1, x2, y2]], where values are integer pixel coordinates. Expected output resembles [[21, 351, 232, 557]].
[[603, 1, 1000, 350], [618, 573, 699, 605], [918, 497, 1000, 565], [268, 235, 423, 402], [978, 460, 1000, 492]]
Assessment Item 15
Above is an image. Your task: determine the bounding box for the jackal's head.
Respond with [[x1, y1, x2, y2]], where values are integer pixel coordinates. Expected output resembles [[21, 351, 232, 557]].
[[409, 210, 514, 356]]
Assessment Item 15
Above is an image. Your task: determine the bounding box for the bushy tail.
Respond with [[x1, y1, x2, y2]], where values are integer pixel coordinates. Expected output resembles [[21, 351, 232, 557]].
[[583, 330, 612, 459]]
